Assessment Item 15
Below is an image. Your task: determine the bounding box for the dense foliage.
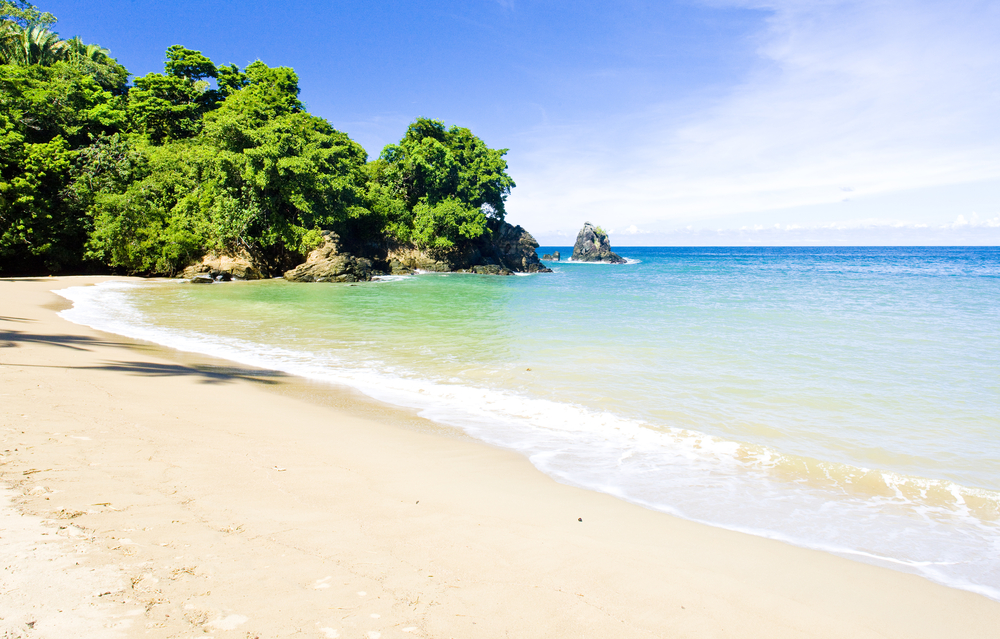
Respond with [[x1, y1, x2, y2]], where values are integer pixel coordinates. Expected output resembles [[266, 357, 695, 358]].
[[0, 2, 514, 275]]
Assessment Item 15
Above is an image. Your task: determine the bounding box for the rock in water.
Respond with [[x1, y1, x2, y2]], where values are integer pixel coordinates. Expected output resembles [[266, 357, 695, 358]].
[[490, 222, 552, 273], [571, 223, 625, 263], [283, 240, 373, 283]]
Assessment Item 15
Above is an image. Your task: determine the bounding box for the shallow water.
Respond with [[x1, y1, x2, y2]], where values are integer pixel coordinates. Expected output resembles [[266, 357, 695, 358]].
[[59, 246, 1000, 599]]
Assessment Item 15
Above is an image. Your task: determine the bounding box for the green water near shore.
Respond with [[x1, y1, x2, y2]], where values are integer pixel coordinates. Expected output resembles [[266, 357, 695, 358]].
[[60, 247, 1000, 598]]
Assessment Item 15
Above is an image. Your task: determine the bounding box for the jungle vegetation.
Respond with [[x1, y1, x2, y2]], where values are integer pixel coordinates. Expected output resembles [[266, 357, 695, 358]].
[[0, 1, 515, 275]]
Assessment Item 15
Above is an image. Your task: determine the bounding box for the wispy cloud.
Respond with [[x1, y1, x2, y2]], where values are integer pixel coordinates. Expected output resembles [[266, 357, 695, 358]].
[[509, 0, 1000, 236]]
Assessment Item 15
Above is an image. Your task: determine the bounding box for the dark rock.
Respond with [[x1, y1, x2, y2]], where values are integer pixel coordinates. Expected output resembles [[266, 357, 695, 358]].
[[541, 251, 561, 261], [489, 222, 552, 273], [470, 264, 515, 275], [571, 222, 625, 263], [283, 241, 374, 283], [190, 274, 214, 284], [471, 264, 500, 275]]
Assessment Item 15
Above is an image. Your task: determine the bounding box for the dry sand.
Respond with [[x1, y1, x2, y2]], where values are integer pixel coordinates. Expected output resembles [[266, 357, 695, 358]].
[[1, 276, 999, 638]]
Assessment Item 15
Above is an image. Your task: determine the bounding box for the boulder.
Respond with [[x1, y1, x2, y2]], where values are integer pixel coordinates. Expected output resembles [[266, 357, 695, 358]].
[[571, 223, 625, 263], [283, 241, 374, 283], [189, 274, 215, 284], [180, 252, 266, 281], [386, 247, 453, 274], [541, 251, 561, 261]]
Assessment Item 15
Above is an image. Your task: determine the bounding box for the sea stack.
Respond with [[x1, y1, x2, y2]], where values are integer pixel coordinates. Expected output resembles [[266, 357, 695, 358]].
[[571, 222, 626, 263]]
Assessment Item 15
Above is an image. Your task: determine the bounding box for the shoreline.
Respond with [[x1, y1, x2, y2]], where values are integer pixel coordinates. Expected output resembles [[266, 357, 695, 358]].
[[2, 276, 999, 638]]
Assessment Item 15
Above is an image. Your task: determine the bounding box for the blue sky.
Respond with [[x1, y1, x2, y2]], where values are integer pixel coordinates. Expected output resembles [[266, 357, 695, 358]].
[[43, 0, 1000, 245]]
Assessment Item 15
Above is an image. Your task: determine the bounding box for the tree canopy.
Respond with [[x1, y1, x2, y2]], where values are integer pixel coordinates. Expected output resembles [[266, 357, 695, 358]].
[[0, 2, 518, 275]]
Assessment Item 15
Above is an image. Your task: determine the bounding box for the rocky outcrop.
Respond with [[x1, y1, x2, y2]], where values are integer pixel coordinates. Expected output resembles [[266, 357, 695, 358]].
[[283, 233, 374, 283], [383, 221, 552, 276], [541, 251, 561, 261], [487, 222, 551, 273], [282, 221, 551, 283], [181, 252, 266, 281], [571, 223, 625, 263]]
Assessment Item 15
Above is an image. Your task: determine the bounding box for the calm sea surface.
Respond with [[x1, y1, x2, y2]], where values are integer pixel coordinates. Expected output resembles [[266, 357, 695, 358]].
[[59, 247, 1000, 598]]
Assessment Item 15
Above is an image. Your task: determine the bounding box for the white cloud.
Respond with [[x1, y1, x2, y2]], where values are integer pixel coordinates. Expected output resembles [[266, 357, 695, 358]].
[[508, 0, 1000, 238]]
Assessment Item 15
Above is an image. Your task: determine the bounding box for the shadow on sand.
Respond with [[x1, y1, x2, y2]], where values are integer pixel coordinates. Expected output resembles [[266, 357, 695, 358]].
[[0, 329, 143, 352], [0, 329, 288, 385], [77, 360, 289, 385]]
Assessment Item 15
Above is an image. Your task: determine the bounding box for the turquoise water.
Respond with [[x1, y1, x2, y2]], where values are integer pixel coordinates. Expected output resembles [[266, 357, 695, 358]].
[[59, 247, 1000, 598]]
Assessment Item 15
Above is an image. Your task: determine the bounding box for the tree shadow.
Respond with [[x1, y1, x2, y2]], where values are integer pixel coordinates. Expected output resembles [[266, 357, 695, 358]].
[[1, 329, 289, 384], [0, 329, 141, 351], [80, 360, 289, 385], [0, 316, 37, 323], [3, 359, 289, 386]]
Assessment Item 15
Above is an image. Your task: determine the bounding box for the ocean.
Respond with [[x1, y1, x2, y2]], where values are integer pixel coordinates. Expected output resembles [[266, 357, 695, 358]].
[[57, 246, 1000, 599]]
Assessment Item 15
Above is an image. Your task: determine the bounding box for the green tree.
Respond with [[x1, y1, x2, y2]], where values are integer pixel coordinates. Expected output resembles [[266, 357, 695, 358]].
[[411, 197, 486, 252], [1, 6, 522, 276], [379, 117, 514, 222], [82, 139, 211, 275], [203, 68, 370, 269], [0, 0, 55, 29], [0, 21, 63, 65], [61, 36, 128, 94], [206, 61, 303, 142], [1, 3, 125, 94], [0, 63, 124, 147], [0, 132, 79, 271], [216, 62, 247, 96], [0, 62, 126, 272], [360, 158, 412, 244], [164, 44, 216, 81], [127, 72, 204, 143], [127, 45, 226, 144]]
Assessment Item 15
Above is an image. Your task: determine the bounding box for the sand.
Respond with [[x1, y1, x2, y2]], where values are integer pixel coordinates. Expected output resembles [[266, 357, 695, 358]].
[[2, 276, 999, 639]]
